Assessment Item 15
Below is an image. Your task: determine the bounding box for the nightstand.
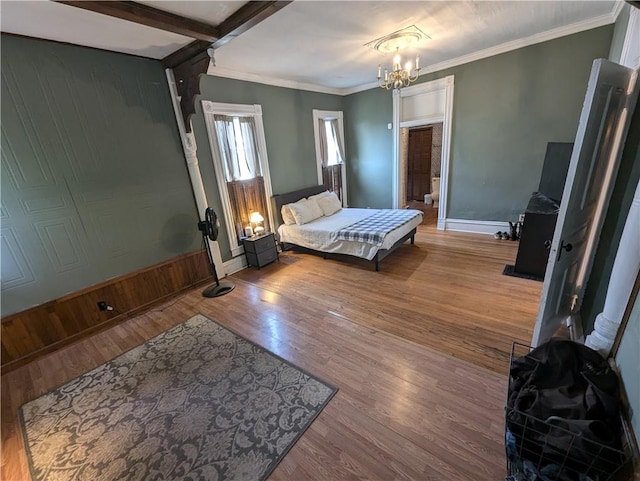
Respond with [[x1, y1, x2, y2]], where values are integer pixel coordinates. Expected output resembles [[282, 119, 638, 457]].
[[242, 232, 279, 269]]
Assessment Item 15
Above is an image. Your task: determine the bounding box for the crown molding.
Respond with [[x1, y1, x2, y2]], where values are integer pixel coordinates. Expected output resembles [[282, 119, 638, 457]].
[[420, 12, 615, 75], [611, 1, 626, 20], [207, 10, 618, 97], [341, 81, 381, 96], [205, 66, 344, 96], [343, 11, 617, 96]]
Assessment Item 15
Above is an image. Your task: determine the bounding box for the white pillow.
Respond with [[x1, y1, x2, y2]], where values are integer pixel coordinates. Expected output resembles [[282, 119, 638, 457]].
[[308, 190, 331, 202], [289, 198, 323, 225], [281, 204, 297, 225], [316, 192, 342, 216]]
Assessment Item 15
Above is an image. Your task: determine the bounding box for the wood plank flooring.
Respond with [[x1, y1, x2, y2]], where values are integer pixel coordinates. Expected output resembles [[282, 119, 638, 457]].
[[1, 221, 542, 481]]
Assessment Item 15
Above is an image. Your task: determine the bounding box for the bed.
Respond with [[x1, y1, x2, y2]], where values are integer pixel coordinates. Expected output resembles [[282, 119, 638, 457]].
[[272, 185, 423, 271]]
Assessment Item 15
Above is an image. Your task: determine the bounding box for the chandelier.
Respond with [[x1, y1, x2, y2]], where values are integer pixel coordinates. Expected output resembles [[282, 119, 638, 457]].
[[377, 48, 420, 90], [365, 25, 429, 91]]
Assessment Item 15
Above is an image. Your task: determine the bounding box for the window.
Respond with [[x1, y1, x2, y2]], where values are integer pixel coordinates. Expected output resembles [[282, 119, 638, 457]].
[[202, 102, 273, 256], [323, 120, 344, 166], [313, 110, 347, 205]]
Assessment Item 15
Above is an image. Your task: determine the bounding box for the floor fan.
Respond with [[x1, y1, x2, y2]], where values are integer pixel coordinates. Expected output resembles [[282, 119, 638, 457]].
[[197, 207, 235, 297]]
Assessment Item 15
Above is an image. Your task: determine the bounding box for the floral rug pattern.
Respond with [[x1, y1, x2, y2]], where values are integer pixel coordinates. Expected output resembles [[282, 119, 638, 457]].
[[19, 314, 336, 481]]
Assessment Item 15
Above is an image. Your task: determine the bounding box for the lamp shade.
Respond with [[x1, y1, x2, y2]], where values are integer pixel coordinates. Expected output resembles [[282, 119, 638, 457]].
[[249, 212, 264, 223]]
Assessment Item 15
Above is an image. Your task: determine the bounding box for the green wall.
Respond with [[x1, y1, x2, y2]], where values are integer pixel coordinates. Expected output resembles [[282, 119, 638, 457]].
[[345, 26, 613, 219], [1, 35, 198, 316], [343, 88, 394, 208], [191, 75, 344, 260], [0, 24, 622, 316]]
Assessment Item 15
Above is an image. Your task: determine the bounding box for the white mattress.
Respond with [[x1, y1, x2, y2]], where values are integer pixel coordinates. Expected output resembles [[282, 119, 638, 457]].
[[278, 208, 423, 260]]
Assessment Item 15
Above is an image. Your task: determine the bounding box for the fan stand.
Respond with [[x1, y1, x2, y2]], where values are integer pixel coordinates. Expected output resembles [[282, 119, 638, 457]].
[[202, 281, 235, 298], [200, 230, 235, 298]]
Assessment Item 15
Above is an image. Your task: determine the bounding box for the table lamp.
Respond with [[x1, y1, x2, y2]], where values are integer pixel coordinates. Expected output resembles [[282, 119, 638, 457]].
[[249, 211, 265, 235]]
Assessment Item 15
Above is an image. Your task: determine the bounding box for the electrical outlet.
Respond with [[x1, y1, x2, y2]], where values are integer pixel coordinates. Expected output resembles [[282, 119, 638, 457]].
[[518, 214, 525, 223], [97, 301, 108, 311]]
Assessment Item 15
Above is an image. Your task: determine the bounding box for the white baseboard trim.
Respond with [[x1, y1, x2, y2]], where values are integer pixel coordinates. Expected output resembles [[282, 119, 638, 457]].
[[223, 255, 247, 276], [444, 218, 510, 235]]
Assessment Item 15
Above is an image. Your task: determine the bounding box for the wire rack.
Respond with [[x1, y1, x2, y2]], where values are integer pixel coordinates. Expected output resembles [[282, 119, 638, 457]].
[[505, 342, 632, 481]]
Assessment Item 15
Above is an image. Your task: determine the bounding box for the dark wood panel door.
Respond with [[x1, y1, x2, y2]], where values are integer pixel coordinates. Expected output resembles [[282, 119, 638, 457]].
[[407, 127, 432, 201]]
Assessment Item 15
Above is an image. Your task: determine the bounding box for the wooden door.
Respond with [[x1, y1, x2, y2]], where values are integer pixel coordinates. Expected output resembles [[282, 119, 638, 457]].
[[407, 127, 432, 201], [532, 59, 638, 346]]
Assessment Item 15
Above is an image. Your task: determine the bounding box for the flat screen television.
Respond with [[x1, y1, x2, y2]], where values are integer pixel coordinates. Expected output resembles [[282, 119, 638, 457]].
[[538, 142, 573, 203]]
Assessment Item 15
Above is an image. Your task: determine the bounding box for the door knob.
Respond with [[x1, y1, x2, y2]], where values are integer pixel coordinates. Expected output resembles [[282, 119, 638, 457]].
[[544, 240, 552, 250], [557, 240, 573, 261]]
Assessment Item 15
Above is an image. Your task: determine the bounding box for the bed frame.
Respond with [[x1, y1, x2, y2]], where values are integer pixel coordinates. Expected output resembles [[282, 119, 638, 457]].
[[271, 185, 417, 271]]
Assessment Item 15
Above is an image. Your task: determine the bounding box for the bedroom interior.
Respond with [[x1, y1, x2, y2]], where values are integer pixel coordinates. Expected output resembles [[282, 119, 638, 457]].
[[2, 1, 640, 480]]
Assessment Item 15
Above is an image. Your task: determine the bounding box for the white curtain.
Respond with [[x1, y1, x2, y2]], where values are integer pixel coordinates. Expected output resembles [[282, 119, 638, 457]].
[[214, 115, 261, 181], [318, 118, 329, 167], [327, 118, 345, 165], [319, 118, 345, 167]]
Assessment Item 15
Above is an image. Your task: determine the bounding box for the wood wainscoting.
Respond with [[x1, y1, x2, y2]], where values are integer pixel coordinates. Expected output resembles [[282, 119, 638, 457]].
[[1, 250, 211, 373]]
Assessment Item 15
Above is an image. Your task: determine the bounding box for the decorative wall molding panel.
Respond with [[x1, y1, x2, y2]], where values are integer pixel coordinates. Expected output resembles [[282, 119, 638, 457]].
[[1, 35, 201, 317]]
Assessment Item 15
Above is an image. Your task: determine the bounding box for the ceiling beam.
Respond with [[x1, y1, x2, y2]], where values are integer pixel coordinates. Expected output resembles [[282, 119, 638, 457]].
[[161, 1, 292, 131], [162, 0, 292, 69], [162, 40, 212, 70], [171, 50, 212, 132], [212, 1, 292, 49], [56, 1, 220, 43], [60, 0, 293, 130]]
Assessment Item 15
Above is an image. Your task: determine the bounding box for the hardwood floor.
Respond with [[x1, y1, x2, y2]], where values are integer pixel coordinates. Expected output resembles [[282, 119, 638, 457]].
[[406, 199, 438, 226], [1, 223, 542, 481]]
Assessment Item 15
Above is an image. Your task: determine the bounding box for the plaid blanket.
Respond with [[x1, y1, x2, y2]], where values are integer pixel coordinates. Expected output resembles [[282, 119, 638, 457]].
[[334, 209, 421, 246]]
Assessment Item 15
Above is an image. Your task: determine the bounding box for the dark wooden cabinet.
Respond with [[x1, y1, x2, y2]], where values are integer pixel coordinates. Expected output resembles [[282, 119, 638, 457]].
[[514, 212, 557, 278], [242, 233, 278, 269], [512, 143, 571, 280]]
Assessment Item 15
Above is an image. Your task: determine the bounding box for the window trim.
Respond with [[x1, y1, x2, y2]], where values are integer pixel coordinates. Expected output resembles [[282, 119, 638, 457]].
[[312, 109, 347, 206], [202, 102, 274, 257]]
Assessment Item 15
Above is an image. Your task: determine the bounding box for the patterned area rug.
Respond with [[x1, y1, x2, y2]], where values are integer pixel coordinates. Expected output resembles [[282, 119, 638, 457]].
[[19, 314, 337, 481]]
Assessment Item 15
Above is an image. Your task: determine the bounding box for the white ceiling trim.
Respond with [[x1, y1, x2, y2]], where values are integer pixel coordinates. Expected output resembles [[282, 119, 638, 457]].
[[343, 10, 618, 96], [205, 67, 345, 96], [208, 6, 618, 98], [611, 0, 626, 20]]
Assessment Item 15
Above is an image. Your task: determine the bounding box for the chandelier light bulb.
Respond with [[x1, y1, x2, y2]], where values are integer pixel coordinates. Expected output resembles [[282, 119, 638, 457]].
[[376, 48, 422, 90], [367, 26, 429, 91]]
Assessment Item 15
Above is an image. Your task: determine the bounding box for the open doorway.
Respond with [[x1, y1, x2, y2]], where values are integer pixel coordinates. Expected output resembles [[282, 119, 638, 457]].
[[400, 123, 443, 227], [392, 75, 454, 230]]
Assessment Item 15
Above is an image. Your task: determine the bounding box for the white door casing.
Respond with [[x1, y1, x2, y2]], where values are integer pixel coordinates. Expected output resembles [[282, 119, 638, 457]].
[[620, 7, 640, 69], [393, 76, 454, 230], [532, 59, 638, 347], [201, 101, 275, 258], [164, 70, 225, 274]]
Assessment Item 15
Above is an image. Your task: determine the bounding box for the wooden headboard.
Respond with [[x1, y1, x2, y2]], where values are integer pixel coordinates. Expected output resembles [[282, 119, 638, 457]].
[[271, 185, 328, 229]]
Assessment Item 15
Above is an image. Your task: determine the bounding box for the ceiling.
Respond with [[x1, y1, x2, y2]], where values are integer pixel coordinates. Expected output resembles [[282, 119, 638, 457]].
[[1, 1, 620, 94]]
